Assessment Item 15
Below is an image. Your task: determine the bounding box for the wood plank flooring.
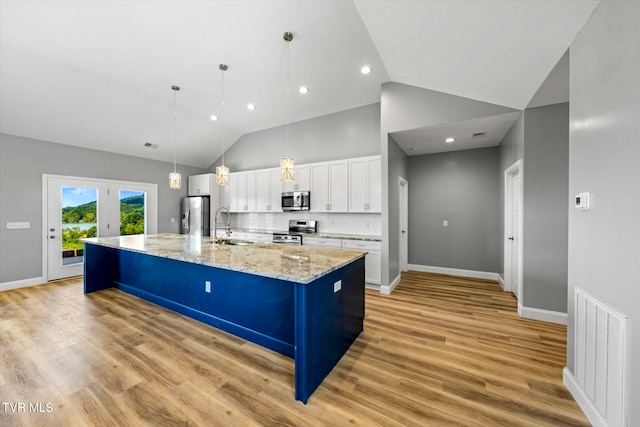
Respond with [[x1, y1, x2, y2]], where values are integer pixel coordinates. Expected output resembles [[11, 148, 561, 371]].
[[0, 271, 590, 426]]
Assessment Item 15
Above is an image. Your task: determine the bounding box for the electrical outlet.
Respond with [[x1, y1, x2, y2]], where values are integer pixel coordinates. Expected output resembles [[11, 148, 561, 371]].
[[170, 218, 175, 223], [443, 220, 448, 227], [205, 281, 211, 293], [334, 280, 342, 293]]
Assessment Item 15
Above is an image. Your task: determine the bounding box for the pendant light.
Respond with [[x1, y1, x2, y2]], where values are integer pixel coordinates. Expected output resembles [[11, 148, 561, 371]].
[[169, 85, 182, 189], [281, 31, 294, 181], [216, 64, 230, 185]]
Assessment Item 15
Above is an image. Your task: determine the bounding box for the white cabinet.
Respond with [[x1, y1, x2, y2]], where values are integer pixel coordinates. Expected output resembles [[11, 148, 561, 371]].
[[303, 236, 342, 248], [283, 164, 311, 192], [245, 232, 273, 243], [229, 171, 256, 213], [255, 168, 282, 212], [188, 173, 213, 196], [342, 239, 382, 285], [348, 156, 381, 213], [219, 173, 234, 211], [310, 160, 348, 212]]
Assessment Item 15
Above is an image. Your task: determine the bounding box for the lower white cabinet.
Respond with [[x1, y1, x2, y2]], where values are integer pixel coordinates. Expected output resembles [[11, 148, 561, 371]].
[[245, 232, 273, 243], [341, 239, 382, 285], [302, 236, 342, 248]]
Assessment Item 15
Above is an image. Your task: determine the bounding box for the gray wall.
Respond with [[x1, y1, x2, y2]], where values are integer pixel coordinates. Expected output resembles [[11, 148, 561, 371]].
[[0, 133, 205, 283], [408, 147, 500, 272], [567, 2, 640, 424], [497, 113, 524, 275], [387, 136, 409, 280], [522, 103, 569, 312], [209, 103, 380, 173], [381, 82, 518, 285]]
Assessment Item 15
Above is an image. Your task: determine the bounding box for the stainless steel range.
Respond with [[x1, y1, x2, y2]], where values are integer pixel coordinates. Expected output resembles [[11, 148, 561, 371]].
[[272, 220, 317, 245]]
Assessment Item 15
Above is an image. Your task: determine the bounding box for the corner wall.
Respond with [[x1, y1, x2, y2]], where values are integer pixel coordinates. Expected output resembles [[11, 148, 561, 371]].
[[567, 2, 640, 424]]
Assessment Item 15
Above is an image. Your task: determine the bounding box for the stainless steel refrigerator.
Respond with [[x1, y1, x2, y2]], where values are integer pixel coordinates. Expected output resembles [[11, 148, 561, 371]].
[[181, 196, 210, 236]]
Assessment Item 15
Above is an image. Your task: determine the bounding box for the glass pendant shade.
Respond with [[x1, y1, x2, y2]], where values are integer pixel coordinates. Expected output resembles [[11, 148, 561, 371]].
[[169, 171, 182, 189], [281, 157, 295, 181], [216, 164, 230, 185]]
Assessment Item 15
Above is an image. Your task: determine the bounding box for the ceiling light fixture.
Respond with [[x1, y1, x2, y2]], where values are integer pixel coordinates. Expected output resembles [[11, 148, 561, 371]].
[[169, 85, 182, 190], [361, 65, 372, 75], [444, 137, 456, 143], [210, 114, 218, 121], [281, 31, 295, 182], [247, 103, 256, 110], [216, 64, 230, 186], [299, 86, 309, 94]]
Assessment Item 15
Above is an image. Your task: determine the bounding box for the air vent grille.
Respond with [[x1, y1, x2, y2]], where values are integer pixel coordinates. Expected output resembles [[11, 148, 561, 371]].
[[472, 132, 486, 139], [143, 142, 159, 149]]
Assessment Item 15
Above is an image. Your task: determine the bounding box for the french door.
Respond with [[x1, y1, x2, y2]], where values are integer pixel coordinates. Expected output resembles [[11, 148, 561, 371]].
[[45, 175, 157, 281]]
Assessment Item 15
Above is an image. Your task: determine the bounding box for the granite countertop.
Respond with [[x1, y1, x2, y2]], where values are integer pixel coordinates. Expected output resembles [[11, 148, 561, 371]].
[[83, 233, 366, 284], [235, 228, 382, 242]]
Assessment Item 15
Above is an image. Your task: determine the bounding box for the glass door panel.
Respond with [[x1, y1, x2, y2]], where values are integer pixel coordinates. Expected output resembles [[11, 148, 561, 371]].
[[61, 186, 98, 265], [119, 190, 145, 235]]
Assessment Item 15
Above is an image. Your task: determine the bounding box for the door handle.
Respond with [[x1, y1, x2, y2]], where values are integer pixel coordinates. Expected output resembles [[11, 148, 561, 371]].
[[508, 237, 515, 241], [49, 235, 55, 239]]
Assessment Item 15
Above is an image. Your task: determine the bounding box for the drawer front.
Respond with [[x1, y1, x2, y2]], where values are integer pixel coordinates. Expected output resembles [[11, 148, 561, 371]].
[[341, 239, 381, 251], [303, 237, 342, 248]]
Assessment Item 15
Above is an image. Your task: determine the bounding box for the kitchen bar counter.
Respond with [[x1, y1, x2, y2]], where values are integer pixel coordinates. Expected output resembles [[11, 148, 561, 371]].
[[82, 233, 365, 284], [83, 233, 365, 403]]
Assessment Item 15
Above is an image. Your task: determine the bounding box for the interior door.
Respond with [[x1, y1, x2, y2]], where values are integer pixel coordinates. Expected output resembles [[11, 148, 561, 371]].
[[399, 178, 409, 272], [47, 177, 109, 280], [511, 173, 521, 297]]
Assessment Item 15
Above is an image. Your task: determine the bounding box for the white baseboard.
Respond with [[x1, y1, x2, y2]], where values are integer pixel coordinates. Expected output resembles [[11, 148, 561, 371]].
[[380, 274, 401, 295], [0, 276, 46, 292], [519, 305, 567, 325], [365, 282, 380, 292], [563, 368, 608, 427], [408, 264, 501, 282], [497, 274, 505, 290]]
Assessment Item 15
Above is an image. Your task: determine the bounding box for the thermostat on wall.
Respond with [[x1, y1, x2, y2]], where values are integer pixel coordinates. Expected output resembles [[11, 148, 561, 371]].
[[575, 192, 590, 210]]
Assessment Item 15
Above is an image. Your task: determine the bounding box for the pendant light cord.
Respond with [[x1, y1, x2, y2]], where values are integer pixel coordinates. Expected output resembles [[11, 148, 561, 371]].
[[221, 68, 225, 166], [173, 88, 178, 172], [286, 38, 290, 157]]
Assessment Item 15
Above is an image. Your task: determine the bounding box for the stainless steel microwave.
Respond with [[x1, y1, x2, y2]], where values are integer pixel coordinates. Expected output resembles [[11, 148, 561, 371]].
[[282, 191, 310, 211]]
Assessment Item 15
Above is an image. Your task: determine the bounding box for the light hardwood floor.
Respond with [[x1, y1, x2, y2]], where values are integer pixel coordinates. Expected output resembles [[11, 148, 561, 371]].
[[0, 271, 589, 426]]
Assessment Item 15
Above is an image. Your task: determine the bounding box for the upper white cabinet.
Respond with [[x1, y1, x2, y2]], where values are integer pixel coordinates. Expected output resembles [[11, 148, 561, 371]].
[[283, 164, 311, 192], [195, 154, 380, 215], [231, 171, 256, 213], [188, 173, 213, 196], [255, 168, 282, 212], [348, 155, 381, 213], [310, 160, 348, 212]]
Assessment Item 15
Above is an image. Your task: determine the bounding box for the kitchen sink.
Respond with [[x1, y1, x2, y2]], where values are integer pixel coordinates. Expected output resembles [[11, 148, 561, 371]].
[[214, 239, 254, 246]]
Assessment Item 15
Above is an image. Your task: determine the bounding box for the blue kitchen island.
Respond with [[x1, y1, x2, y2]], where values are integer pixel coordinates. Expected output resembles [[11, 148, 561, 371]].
[[83, 233, 366, 403]]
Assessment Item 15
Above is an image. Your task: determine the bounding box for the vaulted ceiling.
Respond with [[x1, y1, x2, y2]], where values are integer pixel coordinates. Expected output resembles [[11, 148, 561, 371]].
[[0, 1, 600, 168]]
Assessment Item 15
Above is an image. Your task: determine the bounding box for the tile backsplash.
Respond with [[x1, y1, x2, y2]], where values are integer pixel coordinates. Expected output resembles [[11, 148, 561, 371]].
[[233, 212, 381, 236]]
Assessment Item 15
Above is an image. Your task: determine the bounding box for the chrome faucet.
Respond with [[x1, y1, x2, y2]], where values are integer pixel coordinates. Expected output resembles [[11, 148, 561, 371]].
[[213, 206, 231, 241]]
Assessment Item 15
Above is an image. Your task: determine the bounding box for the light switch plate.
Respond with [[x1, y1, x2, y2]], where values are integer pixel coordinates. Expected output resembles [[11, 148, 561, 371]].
[[443, 220, 448, 227], [7, 222, 30, 229]]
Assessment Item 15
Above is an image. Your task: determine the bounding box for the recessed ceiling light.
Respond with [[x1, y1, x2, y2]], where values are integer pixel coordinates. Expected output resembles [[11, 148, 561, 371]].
[[210, 115, 218, 121], [247, 103, 256, 110], [361, 65, 372, 75], [444, 137, 456, 143], [299, 86, 309, 94]]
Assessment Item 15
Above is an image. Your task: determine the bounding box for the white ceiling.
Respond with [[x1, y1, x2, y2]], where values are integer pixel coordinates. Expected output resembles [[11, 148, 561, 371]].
[[0, 1, 600, 169]]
